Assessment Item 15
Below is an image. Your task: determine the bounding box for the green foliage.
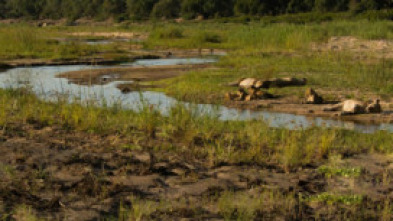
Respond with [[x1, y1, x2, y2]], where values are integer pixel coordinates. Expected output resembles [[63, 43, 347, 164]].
[[193, 31, 222, 44], [127, 0, 158, 20], [153, 26, 184, 39], [308, 193, 364, 206], [151, 0, 180, 19], [0, 0, 392, 21], [318, 166, 362, 178]]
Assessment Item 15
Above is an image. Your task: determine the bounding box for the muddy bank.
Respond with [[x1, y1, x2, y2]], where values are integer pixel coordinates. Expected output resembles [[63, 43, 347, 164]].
[[224, 96, 393, 125], [312, 36, 393, 59], [2, 55, 163, 68], [1, 48, 225, 68], [117, 83, 162, 93], [58, 64, 212, 85], [69, 31, 148, 41], [0, 121, 391, 220]]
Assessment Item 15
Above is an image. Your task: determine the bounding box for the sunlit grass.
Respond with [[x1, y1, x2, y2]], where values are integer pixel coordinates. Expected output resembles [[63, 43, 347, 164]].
[[1, 88, 392, 170]]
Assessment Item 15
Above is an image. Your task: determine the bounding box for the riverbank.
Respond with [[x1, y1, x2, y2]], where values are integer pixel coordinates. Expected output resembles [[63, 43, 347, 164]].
[[0, 88, 392, 220], [1, 20, 393, 220]]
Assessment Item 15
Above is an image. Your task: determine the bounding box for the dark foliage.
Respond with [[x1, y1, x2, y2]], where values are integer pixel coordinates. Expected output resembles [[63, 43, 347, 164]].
[[0, 0, 391, 21]]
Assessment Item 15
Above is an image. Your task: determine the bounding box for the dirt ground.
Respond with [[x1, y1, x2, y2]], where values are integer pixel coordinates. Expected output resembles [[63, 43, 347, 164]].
[[224, 94, 393, 125], [57, 63, 393, 125], [312, 36, 393, 58], [0, 121, 392, 220], [57, 64, 212, 86]]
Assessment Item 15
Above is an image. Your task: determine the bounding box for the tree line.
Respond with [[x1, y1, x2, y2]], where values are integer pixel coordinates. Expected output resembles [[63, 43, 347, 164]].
[[0, 0, 392, 21]]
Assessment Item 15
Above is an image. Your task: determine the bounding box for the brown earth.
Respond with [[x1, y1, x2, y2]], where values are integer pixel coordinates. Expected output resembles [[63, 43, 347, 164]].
[[3, 57, 132, 68], [224, 95, 393, 125], [0, 121, 392, 220], [57, 64, 212, 85], [311, 36, 393, 60], [69, 32, 149, 41], [57, 62, 393, 124], [116, 83, 163, 93]]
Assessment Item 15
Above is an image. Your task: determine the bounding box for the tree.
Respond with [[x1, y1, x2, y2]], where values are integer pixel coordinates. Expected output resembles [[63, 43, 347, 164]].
[[181, 0, 204, 19], [127, 0, 158, 19], [60, 0, 84, 21], [41, 0, 62, 19], [202, 0, 234, 18], [287, 0, 315, 13], [314, 0, 350, 12], [6, 0, 44, 18], [151, 0, 181, 18], [235, 0, 289, 16], [0, 0, 6, 18]]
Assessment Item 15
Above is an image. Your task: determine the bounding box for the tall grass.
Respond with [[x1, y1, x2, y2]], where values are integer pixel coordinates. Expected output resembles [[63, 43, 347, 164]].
[[0, 24, 116, 60], [1, 88, 392, 170]]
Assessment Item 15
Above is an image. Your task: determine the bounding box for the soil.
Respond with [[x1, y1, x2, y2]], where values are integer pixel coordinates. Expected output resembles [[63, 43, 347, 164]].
[[69, 32, 149, 41], [57, 62, 393, 125], [312, 36, 393, 60], [224, 95, 393, 125], [57, 64, 212, 85], [116, 83, 163, 93], [0, 121, 392, 220], [3, 58, 132, 68]]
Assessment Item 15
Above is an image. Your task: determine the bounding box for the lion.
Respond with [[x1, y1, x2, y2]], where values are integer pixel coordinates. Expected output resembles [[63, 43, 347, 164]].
[[323, 99, 382, 115]]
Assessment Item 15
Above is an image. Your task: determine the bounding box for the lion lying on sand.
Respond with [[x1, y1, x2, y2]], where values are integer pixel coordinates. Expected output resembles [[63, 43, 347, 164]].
[[323, 99, 382, 115]]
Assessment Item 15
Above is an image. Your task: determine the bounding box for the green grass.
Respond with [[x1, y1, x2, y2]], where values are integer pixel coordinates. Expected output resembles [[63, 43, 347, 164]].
[[146, 20, 393, 101], [0, 88, 392, 171], [0, 20, 393, 169], [0, 24, 132, 60], [307, 193, 364, 206], [1, 21, 392, 98], [318, 166, 362, 178]]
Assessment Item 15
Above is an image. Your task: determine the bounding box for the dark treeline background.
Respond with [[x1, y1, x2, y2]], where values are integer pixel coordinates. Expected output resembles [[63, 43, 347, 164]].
[[0, 0, 392, 21]]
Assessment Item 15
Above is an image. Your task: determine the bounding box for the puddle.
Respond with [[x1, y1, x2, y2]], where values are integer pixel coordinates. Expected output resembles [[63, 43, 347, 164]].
[[85, 38, 137, 45], [56, 38, 139, 46], [121, 58, 217, 66], [0, 58, 392, 133]]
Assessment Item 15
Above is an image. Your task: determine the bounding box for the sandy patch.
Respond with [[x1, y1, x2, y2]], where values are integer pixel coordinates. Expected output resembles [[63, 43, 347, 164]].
[[57, 64, 211, 85], [312, 36, 393, 59], [69, 32, 148, 40]]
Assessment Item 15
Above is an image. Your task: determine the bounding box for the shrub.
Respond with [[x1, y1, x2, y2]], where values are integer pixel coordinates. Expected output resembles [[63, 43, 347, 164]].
[[154, 27, 184, 39]]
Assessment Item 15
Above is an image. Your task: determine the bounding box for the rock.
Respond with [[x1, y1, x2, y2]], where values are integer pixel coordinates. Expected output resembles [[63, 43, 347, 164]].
[[121, 87, 131, 94]]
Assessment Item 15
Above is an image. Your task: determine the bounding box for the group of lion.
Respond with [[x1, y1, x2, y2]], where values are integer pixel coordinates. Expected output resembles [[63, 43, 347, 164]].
[[305, 88, 382, 115], [226, 77, 383, 115]]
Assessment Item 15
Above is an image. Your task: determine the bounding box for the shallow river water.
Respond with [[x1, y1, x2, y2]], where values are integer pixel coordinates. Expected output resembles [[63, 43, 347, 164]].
[[0, 58, 392, 133]]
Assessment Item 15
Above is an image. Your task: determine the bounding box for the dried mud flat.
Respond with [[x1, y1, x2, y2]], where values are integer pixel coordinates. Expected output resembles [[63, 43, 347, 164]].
[[224, 95, 393, 125], [312, 36, 393, 60], [58, 64, 212, 86], [0, 122, 392, 220]]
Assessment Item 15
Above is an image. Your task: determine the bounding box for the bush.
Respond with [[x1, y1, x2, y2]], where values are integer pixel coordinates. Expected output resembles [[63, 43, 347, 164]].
[[155, 27, 184, 39], [151, 0, 181, 19], [194, 32, 222, 43]]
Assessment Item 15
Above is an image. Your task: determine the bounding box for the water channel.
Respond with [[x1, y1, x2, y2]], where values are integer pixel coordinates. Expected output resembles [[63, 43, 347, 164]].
[[0, 57, 392, 133]]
